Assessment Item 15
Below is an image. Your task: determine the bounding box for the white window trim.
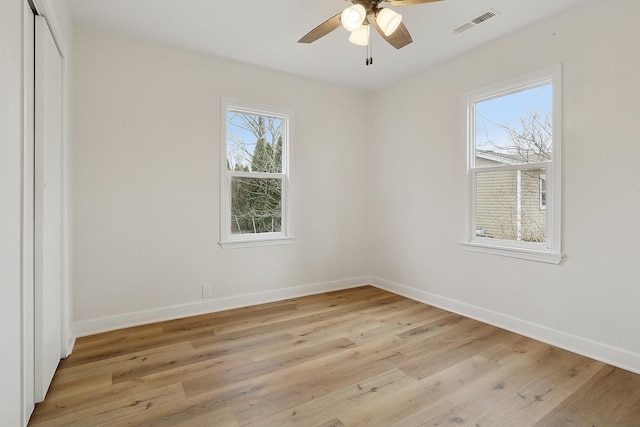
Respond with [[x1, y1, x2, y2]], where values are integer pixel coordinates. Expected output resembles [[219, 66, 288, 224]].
[[460, 64, 562, 264], [220, 98, 294, 249]]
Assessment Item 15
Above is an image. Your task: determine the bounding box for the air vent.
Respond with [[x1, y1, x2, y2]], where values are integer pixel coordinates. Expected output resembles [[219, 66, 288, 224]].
[[452, 9, 499, 34], [471, 10, 497, 25], [453, 22, 475, 34]]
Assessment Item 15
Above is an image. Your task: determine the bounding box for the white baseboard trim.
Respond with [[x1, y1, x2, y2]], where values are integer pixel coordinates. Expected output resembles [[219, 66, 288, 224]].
[[74, 276, 369, 337], [370, 276, 640, 375]]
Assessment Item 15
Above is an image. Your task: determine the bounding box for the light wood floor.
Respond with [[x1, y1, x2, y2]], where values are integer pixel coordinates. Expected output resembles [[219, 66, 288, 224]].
[[29, 286, 640, 426]]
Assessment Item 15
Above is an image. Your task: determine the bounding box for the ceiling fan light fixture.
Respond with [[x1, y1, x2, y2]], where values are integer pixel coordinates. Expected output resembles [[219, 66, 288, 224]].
[[348, 23, 370, 46], [377, 8, 402, 36], [341, 4, 366, 32]]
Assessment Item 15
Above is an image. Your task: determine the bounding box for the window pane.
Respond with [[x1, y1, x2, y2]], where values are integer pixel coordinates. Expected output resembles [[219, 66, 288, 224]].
[[476, 168, 546, 243], [226, 111, 283, 173], [475, 84, 552, 167], [230, 177, 282, 234]]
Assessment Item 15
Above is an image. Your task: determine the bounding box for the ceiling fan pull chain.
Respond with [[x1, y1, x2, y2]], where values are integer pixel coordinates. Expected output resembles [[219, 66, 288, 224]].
[[365, 31, 369, 65], [366, 30, 374, 66], [370, 32, 374, 66]]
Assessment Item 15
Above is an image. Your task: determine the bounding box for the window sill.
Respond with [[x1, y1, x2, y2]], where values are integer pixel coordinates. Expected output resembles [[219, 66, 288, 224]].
[[220, 236, 294, 250], [460, 241, 562, 264]]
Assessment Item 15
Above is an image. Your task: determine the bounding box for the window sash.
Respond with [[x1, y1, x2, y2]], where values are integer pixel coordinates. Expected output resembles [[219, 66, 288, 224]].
[[470, 162, 549, 174], [470, 163, 550, 246], [227, 173, 286, 237], [228, 171, 284, 180]]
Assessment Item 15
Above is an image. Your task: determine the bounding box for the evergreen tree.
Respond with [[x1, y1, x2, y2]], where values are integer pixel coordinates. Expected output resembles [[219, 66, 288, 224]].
[[251, 138, 267, 172], [274, 136, 282, 173]]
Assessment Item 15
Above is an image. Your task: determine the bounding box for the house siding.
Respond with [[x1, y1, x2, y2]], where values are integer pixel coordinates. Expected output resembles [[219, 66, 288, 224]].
[[475, 157, 546, 242]]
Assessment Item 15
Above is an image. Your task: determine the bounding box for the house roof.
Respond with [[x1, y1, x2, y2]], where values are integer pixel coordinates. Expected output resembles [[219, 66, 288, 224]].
[[476, 149, 548, 165]]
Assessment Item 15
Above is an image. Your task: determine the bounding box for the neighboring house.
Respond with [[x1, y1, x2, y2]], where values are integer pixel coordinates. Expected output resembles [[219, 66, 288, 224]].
[[475, 150, 546, 242]]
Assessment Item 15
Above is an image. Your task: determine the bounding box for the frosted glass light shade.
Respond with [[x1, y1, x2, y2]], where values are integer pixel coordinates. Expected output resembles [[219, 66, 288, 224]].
[[377, 8, 402, 36], [341, 4, 366, 32], [349, 24, 370, 45]]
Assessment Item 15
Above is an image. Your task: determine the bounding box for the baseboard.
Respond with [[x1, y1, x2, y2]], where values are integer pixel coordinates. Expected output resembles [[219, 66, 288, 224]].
[[74, 276, 369, 337], [369, 276, 640, 375]]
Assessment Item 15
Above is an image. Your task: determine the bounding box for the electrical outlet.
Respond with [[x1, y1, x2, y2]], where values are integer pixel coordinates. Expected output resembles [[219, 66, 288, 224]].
[[202, 283, 213, 298]]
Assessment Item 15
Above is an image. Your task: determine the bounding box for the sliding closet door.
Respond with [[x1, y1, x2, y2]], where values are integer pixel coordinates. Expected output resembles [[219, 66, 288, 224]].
[[34, 14, 63, 403]]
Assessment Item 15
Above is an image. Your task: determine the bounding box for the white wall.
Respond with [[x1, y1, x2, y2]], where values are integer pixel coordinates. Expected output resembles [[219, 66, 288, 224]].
[[0, 0, 25, 423], [72, 29, 369, 334], [368, 0, 640, 373], [70, 0, 640, 373]]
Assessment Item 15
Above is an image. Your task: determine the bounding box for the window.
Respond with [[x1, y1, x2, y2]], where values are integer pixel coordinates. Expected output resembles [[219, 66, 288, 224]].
[[539, 174, 547, 210], [220, 98, 293, 248], [461, 65, 562, 263]]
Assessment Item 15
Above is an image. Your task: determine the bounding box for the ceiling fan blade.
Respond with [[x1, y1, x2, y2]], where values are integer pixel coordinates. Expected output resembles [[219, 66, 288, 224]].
[[387, 0, 443, 5], [370, 16, 413, 49], [298, 13, 342, 44]]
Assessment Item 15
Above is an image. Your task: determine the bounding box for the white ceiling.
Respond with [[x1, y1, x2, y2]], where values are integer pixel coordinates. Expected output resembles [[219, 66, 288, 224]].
[[62, 0, 588, 92]]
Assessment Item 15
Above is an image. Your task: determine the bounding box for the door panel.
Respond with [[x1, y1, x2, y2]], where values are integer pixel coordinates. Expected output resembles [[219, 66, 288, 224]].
[[34, 14, 63, 403]]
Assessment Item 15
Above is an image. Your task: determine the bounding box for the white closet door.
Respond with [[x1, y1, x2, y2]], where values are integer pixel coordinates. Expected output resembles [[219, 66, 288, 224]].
[[34, 14, 63, 403]]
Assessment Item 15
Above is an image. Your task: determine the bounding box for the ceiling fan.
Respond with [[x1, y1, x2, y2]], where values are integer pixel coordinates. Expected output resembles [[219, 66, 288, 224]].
[[299, 0, 444, 51]]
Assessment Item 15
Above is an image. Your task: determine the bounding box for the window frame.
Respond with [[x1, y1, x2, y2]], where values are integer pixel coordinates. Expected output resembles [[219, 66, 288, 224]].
[[220, 98, 294, 249], [460, 65, 562, 264]]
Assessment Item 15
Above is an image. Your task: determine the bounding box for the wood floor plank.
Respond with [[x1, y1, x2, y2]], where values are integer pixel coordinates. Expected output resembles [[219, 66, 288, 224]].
[[53, 341, 194, 382], [29, 286, 640, 426], [61, 327, 207, 368], [139, 351, 255, 390], [533, 365, 640, 426], [393, 315, 477, 357], [399, 325, 513, 381], [227, 336, 410, 424], [391, 397, 460, 427], [349, 305, 457, 346], [109, 331, 293, 385], [30, 383, 186, 426], [432, 345, 604, 426], [31, 377, 158, 422], [252, 313, 381, 361], [182, 337, 358, 398], [235, 353, 409, 425], [247, 368, 417, 426], [339, 355, 503, 426], [162, 303, 300, 335]]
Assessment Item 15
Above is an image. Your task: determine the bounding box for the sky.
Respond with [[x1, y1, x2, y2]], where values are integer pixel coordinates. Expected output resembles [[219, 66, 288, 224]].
[[475, 83, 552, 152]]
